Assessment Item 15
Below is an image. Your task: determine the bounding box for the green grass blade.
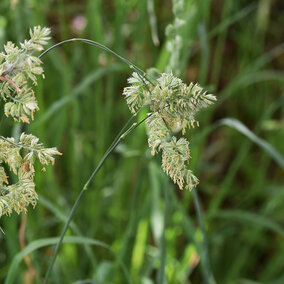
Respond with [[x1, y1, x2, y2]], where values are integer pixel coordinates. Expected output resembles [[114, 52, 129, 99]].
[[32, 63, 125, 127], [5, 236, 132, 284], [38, 194, 96, 268], [218, 118, 284, 170], [209, 3, 256, 38], [208, 209, 284, 237]]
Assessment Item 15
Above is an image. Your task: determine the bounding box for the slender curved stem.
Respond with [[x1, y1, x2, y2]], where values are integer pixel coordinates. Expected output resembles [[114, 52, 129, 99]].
[[43, 133, 125, 283], [43, 188, 85, 284], [38, 37, 155, 283], [39, 38, 155, 86], [43, 109, 150, 283]]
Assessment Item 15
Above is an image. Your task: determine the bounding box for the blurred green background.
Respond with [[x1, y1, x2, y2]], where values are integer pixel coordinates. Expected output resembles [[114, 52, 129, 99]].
[[0, 0, 284, 283]]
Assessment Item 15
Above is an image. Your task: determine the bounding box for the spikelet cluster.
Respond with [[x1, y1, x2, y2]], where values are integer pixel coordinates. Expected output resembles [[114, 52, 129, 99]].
[[0, 134, 61, 217], [0, 26, 61, 218], [0, 26, 50, 123], [123, 72, 216, 190]]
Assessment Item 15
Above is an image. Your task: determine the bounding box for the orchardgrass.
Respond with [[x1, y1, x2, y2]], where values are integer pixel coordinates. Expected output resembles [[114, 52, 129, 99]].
[[0, 26, 216, 283]]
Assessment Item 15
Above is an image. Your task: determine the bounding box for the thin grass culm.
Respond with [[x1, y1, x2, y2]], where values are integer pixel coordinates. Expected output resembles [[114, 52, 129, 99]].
[[0, 27, 216, 283]]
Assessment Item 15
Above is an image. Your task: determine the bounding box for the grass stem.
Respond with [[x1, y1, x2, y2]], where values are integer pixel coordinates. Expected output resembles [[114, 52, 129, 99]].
[[44, 109, 149, 283]]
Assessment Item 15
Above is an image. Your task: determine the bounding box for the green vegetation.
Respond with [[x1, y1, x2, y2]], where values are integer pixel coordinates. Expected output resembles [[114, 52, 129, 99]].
[[0, 0, 283, 283]]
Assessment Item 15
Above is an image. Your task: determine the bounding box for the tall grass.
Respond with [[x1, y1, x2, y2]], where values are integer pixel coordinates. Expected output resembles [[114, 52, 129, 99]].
[[0, 0, 284, 283]]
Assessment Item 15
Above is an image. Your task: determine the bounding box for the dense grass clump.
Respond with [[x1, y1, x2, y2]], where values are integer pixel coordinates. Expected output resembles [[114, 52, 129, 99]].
[[0, 0, 284, 283]]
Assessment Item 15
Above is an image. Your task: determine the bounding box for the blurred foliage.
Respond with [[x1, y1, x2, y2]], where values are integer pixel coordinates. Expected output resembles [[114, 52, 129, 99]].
[[0, 0, 284, 283]]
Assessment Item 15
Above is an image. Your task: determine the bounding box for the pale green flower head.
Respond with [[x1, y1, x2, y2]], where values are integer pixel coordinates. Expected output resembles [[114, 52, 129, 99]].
[[0, 26, 50, 123], [0, 26, 61, 218], [123, 72, 216, 190], [0, 133, 61, 217]]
